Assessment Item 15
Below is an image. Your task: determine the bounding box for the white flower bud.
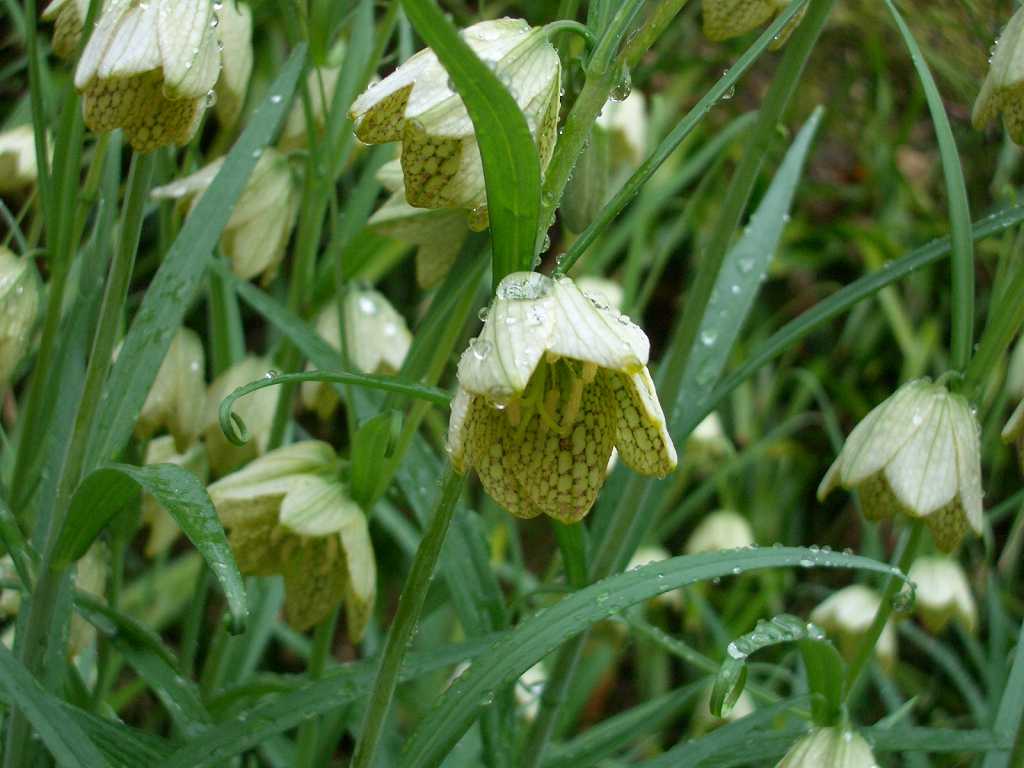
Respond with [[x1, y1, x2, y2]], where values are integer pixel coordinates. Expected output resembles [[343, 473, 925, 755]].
[[686, 411, 733, 468], [596, 90, 647, 167], [515, 663, 546, 721], [627, 545, 682, 609], [702, 0, 806, 48], [818, 379, 983, 553], [810, 585, 896, 670], [300, 290, 413, 420], [278, 65, 341, 152], [0, 126, 47, 194], [693, 685, 754, 735], [140, 435, 209, 557], [208, 441, 376, 636], [0, 248, 40, 390], [213, 0, 253, 130], [350, 18, 561, 229], [74, 0, 222, 153], [974, 6, 1024, 145], [448, 272, 676, 522], [202, 356, 277, 476], [368, 159, 470, 289], [907, 556, 977, 634], [152, 148, 299, 284], [685, 510, 754, 554], [775, 727, 878, 768], [41, 0, 95, 59], [133, 327, 205, 452]]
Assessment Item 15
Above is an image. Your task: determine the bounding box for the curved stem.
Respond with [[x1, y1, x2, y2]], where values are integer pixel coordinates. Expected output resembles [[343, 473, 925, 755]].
[[542, 19, 596, 48], [843, 522, 923, 700], [350, 465, 465, 768]]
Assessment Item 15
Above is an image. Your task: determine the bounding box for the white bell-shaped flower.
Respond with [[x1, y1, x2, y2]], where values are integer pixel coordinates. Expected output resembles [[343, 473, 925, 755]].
[[685, 510, 755, 554], [595, 91, 647, 168], [0, 126, 46, 194], [447, 272, 676, 523], [515, 663, 546, 721], [350, 18, 560, 230], [0, 248, 40, 390], [908, 556, 977, 633], [627, 545, 682, 609], [208, 440, 375, 636], [279, 65, 342, 152], [42, 0, 93, 59], [810, 585, 896, 670], [776, 727, 877, 768], [133, 327, 205, 451], [973, 6, 1024, 145], [152, 148, 299, 284], [818, 379, 983, 553], [74, 0, 222, 152]]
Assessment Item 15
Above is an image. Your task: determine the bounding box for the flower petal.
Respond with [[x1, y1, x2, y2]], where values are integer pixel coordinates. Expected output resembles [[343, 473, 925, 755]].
[[885, 393, 958, 516], [158, 0, 220, 98], [606, 369, 676, 477], [279, 474, 363, 537], [281, 534, 348, 631], [97, 0, 160, 79], [339, 514, 376, 642]]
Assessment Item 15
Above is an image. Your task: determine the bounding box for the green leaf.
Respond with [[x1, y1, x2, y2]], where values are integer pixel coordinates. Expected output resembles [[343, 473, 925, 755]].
[[680, 204, 1024, 439], [400, 0, 541, 287], [0, 643, 108, 767], [673, 106, 823, 440], [87, 45, 307, 466], [882, 0, 973, 371], [982, 615, 1024, 767], [400, 547, 903, 766], [53, 463, 247, 633], [350, 410, 401, 506]]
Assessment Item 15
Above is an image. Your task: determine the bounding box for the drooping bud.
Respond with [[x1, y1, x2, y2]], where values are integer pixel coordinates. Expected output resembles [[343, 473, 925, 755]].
[[515, 663, 546, 721], [367, 159, 470, 289], [133, 327, 205, 452], [203, 356, 278, 476], [685, 510, 755, 554], [74, 0, 222, 153], [775, 727, 878, 768], [448, 272, 676, 522], [686, 411, 733, 469], [0, 248, 40, 390], [702, 0, 807, 48], [973, 6, 1024, 145], [907, 556, 977, 634], [627, 545, 682, 609], [41, 0, 94, 60], [350, 18, 561, 229], [152, 149, 299, 284], [810, 585, 896, 670], [595, 90, 647, 168], [208, 440, 376, 636], [818, 379, 984, 553], [0, 126, 46, 194], [213, 0, 253, 130], [140, 436, 209, 557], [278, 65, 342, 152]]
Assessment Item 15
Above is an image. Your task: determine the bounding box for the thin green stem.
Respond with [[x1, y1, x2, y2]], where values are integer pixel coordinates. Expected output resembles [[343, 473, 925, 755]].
[[4, 151, 154, 768], [350, 465, 465, 768], [620, 0, 691, 68], [542, 19, 596, 48], [963, 249, 1024, 399], [553, 0, 809, 276], [295, 607, 340, 768], [844, 522, 924, 698]]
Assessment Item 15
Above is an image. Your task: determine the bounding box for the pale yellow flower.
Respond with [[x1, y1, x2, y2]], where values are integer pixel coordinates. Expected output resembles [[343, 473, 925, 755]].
[[776, 727, 877, 768], [811, 585, 896, 670], [0, 126, 45, 194], [702, 0, 806, 48], [41, 0, 94, 59], [908, 556, 977, 634], [685, 510, 755, 554], [0, 248, 40, 390], [973, 5, 1024, 144], [133, 327, 205, 451], [447, 272, 676, 522]]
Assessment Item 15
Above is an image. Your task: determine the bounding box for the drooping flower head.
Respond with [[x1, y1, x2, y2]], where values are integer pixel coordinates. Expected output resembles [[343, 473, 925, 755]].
[[350, 18, 561, 230], [279, 65, 342, 152], [907, 556, 977, 634], [447, 272, 676, 523], [702, 0, 806, 48], [685, 510, 755, 554], [151, 148, 299, 284], [775, 727, 878, 768], [133, 327, 205, 451], [208, 441, 376, 635], [42, 0, 96, 59], [810, 585, 896, 669], [0, 126, 46, 195], [818, 379, 983, 553], [74, 0, 222, 152], [973, 5, 1024, 145]]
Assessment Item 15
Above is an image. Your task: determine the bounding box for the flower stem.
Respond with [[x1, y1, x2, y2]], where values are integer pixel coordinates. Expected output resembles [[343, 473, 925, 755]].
[[4, 151, 154, 768], [350, 464, 465, 768], [843, 521, 924, 699], [295, 606, 340, 768], [962, 249, 1024, 400]]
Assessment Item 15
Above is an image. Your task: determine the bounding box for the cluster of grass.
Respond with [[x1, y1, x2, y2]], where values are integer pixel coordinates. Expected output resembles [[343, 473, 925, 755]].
[[0, 0, 1022, 765]]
